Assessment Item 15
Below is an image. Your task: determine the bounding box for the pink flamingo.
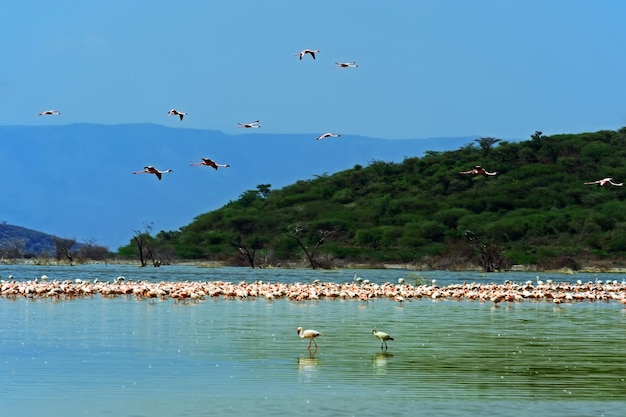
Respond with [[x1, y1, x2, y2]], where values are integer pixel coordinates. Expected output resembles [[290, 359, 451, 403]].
[[460, 166, 497, 177], [190, 158, 230, 170], [297, 327, 322, 351], [295, 49, 319, 60], [167, 109, 187, 121], [584, 177, 623, 187], [132, 166, 173, 180], [38, 110, 61, 116]]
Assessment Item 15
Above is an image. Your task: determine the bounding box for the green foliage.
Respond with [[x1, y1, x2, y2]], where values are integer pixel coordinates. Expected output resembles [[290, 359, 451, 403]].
[[130, 128, 626, 267]]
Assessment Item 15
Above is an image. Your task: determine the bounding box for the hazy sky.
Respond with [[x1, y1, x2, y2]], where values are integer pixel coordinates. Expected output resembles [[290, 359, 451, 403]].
[[3, 0, 626, 140]]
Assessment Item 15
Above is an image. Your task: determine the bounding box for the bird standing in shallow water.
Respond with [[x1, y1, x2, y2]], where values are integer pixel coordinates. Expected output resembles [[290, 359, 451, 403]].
[[297, 327, 322, 351], [584, 177, 623, 187], [372, 329, 394, 350], [132, 166, 173, 180]]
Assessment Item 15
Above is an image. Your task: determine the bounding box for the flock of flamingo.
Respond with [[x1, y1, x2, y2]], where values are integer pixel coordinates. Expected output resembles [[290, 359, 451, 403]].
[[3, 274, 626, 353], [36, 48, 352, 182], [459, 165, 622, 186], [30, 48, 625, 354]]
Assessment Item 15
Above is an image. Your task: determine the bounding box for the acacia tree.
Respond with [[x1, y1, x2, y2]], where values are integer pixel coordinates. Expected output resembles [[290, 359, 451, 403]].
[[287, 223, 338, 269], [256, 184, 272, 198], [475, 137, 501, 157], [230, 235, 267, 268]]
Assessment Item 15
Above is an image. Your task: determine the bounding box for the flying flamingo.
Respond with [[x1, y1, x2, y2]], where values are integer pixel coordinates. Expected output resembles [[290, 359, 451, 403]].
[[459, 166, 497, 177], [584, 177, 623, 187], [132, 166, 173, 180], [236, 120, 260, 128], [190, 158, 231, 170], [167, 109, 187, 121], [38, 110, 61, 116], [297, 327, 322, 351], [295, 49, 319, 60], [315, 132, 341, 141], [333, 62, 358, 68], [372, 330, 394, 351]]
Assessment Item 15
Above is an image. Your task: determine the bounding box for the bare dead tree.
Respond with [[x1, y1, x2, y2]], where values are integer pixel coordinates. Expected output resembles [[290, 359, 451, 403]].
[[464, 230, 510, 272], [230, 235, 266, 268], [133, 223, 155, 267], [287, 223, 338, 269], [53, 237, 76, 265], [77, 238, 109, 261], [0, 238, 26, 259]]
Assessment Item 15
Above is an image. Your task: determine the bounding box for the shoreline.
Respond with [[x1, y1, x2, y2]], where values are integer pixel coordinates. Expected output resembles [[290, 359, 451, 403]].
[[3, 258, 626, 275]]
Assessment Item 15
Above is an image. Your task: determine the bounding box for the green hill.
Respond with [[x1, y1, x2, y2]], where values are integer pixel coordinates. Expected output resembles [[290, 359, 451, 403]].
[[119, 128, 626, 271]]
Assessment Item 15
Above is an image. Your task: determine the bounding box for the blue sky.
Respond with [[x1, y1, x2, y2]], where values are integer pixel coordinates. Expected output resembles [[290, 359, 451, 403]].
[[3, 0, 626, 140]]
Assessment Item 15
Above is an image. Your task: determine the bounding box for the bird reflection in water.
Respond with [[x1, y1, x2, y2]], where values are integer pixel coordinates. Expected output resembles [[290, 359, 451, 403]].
[[297, 356, 320, 381], [372, 352, 393, 375]]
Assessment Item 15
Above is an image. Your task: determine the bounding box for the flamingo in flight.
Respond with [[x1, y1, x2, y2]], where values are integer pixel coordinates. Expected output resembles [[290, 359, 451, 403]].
[[315, 132, 341, 141], [38, 110, 61, 116], [167, 109, 187, 121], [297, 327, 322, 351], [333, 62, 358, 68], [584, 177, 623, 187], [190, 158, 231, 170], [295, 49, 319, 60], [132, 166, 173, 180], [459, 166, 498, 177], [372, 330, 394, 351], [236, 120, 260, 129]]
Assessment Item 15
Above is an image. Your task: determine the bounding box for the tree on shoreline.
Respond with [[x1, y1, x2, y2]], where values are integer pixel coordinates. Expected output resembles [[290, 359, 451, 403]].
[[464, 230, 510, 272], [53, 237, 76, 265], [131, 223, 155, 267], [230, 235, 267, 268], [287, 223, 339, 269]]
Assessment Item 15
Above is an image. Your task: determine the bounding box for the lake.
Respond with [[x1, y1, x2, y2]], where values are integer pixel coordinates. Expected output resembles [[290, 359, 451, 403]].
[[1, 264, 625, 416]]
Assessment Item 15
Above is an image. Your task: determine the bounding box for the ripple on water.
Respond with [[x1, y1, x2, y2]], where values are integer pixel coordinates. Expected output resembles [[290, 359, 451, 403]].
[[1, 267, 626, 416]]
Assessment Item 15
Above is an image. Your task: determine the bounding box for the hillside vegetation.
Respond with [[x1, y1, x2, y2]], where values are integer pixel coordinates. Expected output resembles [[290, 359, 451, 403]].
[[119, 128, 626, 270]]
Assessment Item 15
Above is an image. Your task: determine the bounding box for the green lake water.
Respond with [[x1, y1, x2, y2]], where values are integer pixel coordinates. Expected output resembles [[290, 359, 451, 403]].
[[1, 265, 625, 416]]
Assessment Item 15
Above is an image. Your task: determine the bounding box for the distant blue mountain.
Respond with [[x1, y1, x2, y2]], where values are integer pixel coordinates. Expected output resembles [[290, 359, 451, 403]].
[[0, 223, 59, 255], [0, 123, 478, 250]]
